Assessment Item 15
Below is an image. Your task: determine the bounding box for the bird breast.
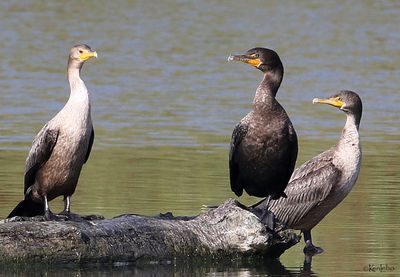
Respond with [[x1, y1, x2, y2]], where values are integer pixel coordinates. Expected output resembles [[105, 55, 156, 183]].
[[46, 100, 92, 175]]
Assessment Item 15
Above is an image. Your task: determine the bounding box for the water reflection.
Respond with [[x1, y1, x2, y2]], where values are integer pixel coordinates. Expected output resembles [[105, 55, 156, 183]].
[[0, 258, 318, 277]]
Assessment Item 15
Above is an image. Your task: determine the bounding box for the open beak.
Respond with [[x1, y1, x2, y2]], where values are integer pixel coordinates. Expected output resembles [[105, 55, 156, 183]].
[[79, 51, 98, 61], [312, 97, 344, 108], [228, 54, 262, 68]]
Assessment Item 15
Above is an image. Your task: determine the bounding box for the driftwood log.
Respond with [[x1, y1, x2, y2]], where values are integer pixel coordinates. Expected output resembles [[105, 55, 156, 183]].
[[0, 199, 300, 264]]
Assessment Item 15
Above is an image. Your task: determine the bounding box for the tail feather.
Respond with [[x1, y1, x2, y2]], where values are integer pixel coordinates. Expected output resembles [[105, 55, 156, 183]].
[[7, 198, 44, 218]]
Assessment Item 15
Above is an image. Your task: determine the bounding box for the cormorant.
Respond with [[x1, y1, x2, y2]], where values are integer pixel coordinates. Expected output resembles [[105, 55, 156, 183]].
[[8, 44, 97, 220], [228, 47, 298, 227], [268, 90, 362, 254]]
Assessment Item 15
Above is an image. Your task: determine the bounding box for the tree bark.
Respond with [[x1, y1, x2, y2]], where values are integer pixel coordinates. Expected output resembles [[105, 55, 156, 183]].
[[0, 199, 300, 264]]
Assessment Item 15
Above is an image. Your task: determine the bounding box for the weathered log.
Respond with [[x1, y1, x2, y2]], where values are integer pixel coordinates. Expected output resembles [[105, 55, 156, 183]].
[[0, 199, 300, 264]]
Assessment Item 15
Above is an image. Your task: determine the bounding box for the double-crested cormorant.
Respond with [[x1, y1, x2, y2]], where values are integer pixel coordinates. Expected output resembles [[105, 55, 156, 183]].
[[8, 44, 97, 220], [268, 90, 362, 254], [228, 48, 298, 226]]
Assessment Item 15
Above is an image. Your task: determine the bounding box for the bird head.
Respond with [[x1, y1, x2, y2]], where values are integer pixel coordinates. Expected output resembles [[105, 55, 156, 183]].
[[313, 90, 363, 125], [228, 47, 283, 74], [313, 91, 362, 113], [69, 44, 98, 62]]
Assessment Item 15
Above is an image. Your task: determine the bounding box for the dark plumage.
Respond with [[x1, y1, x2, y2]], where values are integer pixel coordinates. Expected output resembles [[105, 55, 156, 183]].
[[268, 90, 363, 254], [228, 48, 298, 225], [8, 44, 97, 220]]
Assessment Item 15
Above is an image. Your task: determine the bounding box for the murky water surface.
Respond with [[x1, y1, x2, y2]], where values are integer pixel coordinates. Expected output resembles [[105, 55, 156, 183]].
[[0, 1, 399, 276]]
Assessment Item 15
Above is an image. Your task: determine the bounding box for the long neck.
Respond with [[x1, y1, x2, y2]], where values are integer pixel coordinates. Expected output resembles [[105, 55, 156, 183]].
[[334, 112, 362, 193], [67, 58, 90, 106], [253, 70, 283, 106], [338, 113, 360, 147]]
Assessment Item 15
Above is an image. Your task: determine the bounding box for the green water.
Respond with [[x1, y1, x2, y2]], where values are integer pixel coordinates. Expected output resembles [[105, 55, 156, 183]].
[[0, 1, 399, 276]]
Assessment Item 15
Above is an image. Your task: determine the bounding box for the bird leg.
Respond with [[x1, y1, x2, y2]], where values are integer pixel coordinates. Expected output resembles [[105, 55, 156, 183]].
[[248, 197, 266, 209], [259, 196, 275, 230], [247, 196, 276, 230], [63, 195, 71, 213], [59, 196, 82, 221], [303, 230, 324, 255], [43, 196, 59, 221], [42, 195, 69, 221], [303, 254, 313, 272]]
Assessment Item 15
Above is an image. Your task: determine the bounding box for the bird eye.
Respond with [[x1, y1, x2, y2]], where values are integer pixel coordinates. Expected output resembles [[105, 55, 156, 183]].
[[250, 53, 259, 58], [79, 50, 83, 54]]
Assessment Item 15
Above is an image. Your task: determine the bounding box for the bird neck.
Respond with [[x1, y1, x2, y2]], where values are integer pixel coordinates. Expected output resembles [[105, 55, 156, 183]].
[[339, 113, 360, 147], [65, 58, 91, 119], [334, 112, 362, 191], [67, 59, 90, 105], [253, 71, 282, 106]]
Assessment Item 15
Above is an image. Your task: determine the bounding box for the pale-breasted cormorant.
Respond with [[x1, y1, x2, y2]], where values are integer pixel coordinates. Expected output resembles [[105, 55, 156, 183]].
[[268, 90, 362, 254], [8, 44, 97, 220]]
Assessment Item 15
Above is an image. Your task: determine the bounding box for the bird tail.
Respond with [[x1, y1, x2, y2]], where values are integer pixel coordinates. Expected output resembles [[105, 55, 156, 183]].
[[7, 198, 44, 218]]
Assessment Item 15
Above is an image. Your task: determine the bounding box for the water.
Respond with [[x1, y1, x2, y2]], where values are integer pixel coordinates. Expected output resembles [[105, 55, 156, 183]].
[[0, 0, 399, 275]]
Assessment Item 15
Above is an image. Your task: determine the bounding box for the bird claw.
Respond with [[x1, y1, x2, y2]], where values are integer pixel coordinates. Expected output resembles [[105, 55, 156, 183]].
[[303, 243, 324, 255], [247, 205, 276, 230], [58, 211, 86, 222], [45, 210, 67, 221], [260, 210, 275, 231]]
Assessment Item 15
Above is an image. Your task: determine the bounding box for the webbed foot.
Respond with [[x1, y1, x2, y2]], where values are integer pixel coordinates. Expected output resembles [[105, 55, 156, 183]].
[[59, 210, 85, 222], [303, 241, 324, 255], [260, 209, 275, 231], [45, 210, 67, 221]]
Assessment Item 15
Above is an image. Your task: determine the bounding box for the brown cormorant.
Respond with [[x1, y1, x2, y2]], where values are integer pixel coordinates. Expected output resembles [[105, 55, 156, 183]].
[[228, 47, 298, 227], [268, 90, 362, 254], [8, 44, 97, 220]]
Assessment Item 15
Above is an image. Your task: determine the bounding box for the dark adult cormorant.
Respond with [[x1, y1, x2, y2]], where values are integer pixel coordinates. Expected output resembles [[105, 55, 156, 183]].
[[228, 48, 298, 226], [8, 44, 97, 220], [268, 90, 362, 254]]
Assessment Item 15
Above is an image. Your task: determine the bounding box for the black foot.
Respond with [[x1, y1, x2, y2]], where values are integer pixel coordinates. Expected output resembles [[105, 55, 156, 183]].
[[248, 206, 277, 231], [59, 211, 85, 222], [303, 242, 324, 255], [45, 210, 68, 221], [260, 210, 275, 231], [58, 211, 104, 222], [81, 214, 105, 220]]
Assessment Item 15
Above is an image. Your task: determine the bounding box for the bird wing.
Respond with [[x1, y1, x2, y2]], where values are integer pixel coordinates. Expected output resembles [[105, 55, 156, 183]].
[[84, 128, 94, 163], [289, 148, 334, 182], [288, 123, 298, 166], [269, 150, 341, 227], [229, 121, 249, 196], [283, 122, 299, 197], [24, 125, 59, 194]]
